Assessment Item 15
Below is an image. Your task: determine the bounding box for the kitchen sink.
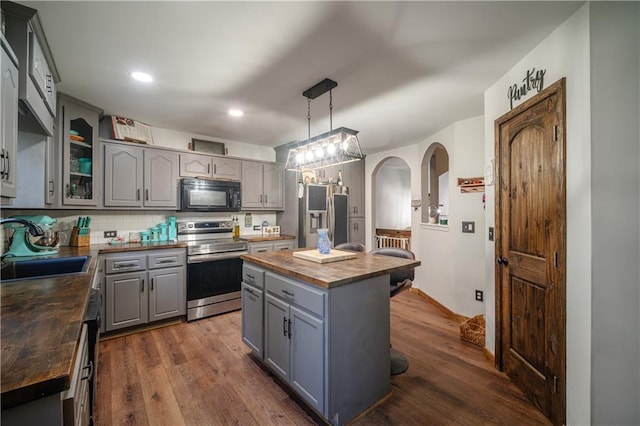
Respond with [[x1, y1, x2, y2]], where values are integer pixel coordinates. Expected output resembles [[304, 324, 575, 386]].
[[1, 256, 91, 282]]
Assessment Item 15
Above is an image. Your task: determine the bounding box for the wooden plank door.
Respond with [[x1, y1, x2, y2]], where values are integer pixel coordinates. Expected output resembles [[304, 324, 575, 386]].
[[495, 78, 566, 425]]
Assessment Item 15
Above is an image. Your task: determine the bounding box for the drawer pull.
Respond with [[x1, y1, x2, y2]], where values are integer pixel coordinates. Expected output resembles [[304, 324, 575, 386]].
[[115, 262, 137, 268], [81, 361, 94, 381], [245, 287, 255, 296], [156, 259, 175, 264], [246, 273, 255, 279], [281, 289, 294, 297]]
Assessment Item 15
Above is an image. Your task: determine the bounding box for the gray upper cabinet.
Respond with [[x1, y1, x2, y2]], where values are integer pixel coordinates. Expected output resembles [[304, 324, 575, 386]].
[[345, 160, 365, 217], [241, 160, 284, 211], [104, 143, 143, 207], [179, 152, 211, 177], [104, 141, 178, 209], [144, 149, 179, 207], [212, 157, 241, 181], [1, 41, 19, 199], [179, 153, 241, 181], [2, 1, 59, 137], [59, 94, 102, 207]]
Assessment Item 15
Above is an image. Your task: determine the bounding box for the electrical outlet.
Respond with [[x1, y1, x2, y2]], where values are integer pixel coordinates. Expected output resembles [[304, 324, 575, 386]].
[[104, 230, 117, 238], [253, 225, 261, 231], [462, 221, 475, 233], [475, 290, 484, 302], [488, 227, 494, 241]]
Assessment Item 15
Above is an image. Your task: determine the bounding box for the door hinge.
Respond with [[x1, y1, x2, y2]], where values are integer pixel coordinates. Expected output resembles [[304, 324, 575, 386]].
[[554, 251, 558, 268], [553, 125, 558, 141]]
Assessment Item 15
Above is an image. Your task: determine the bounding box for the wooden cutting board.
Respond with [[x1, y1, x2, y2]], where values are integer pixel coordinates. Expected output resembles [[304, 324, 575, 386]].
[[293, 249, 357, 264]]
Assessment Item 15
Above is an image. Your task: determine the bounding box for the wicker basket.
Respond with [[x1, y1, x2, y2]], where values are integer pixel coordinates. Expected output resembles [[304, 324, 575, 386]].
[[460, 314, 485, 347]]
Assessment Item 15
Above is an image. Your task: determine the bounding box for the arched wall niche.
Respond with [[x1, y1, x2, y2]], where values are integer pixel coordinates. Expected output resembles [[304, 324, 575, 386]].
[[420, 143, 449, 223]]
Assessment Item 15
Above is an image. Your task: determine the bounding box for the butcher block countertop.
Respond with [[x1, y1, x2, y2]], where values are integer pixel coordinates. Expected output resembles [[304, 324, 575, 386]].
[[240, 234, 296, 243], [0, 242, 187, 409], [242, 249, 420, 289]]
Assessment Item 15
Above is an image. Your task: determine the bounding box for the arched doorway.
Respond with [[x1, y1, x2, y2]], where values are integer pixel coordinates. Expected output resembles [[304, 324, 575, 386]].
[[372, 157, 411, 249], [421, 143, 449, 224]]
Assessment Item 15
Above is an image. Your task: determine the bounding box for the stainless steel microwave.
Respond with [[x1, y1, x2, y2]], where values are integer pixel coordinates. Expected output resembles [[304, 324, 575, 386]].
[[179, 178, 241, 212]]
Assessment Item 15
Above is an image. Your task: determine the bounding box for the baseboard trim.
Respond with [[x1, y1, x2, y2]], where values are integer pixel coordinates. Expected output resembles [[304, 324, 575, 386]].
[[409, 288, 468, 323], [482, 347, 495, 365]]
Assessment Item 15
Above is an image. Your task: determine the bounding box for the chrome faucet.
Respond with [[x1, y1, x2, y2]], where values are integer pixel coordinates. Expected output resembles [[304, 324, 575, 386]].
[[0, 218, 45, 236]]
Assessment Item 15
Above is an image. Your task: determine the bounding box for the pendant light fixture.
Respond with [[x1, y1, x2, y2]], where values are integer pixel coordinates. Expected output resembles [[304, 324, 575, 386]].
[[285, 78, 364, 171]]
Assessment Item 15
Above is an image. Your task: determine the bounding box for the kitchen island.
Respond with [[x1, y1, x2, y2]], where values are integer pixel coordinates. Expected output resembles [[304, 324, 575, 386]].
[[240, 249, 420, 425]]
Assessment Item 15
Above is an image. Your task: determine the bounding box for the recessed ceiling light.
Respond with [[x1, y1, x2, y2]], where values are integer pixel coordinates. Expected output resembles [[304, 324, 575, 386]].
[[228, 109, 244, 117], [131, 71, 153, 83]]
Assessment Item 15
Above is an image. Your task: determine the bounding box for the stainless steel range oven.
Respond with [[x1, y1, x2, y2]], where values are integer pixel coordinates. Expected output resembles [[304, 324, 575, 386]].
[[178, 219, 247, 321]]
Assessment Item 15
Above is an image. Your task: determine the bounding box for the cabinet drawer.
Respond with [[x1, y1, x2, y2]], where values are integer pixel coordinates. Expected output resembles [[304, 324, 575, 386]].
[[243, 263, 265, 288], [105, 253, 146, 274], [147, 249, 186, 269], [273, 240, 295, 251], [266, 272, 325, 318]]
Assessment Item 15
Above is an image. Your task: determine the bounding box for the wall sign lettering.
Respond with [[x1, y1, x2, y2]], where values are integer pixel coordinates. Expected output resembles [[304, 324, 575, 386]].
[[507, 68, 546, 109]]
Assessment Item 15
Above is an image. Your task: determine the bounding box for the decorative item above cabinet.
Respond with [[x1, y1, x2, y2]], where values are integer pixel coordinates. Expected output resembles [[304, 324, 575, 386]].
[[1, 1, 60, 136]]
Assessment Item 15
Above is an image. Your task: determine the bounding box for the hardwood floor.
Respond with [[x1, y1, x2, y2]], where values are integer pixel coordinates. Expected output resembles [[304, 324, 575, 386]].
[[95, 292, 551, 425]]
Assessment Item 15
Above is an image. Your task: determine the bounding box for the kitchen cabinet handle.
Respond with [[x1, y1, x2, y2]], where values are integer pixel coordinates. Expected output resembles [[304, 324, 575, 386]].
[[145, 189, 149, 201], [260, 194, 263, 203], [5, 150, 9, 180], [208, 164, 211, 174], [214, 164, 217, 174], [66, 183, 70, 197], [246, 273, 255, 280], [281, 289, 294, 297], [81, 361, 94, 381], [141, 279, 145, 293], [151, 278, 154, 291], [49, 179, 55, 196], [283, 317, 287, 337], [137, 189, 141, 201], [115, 262, 137, 268], [265, 194, 268, 204], [0, 149, 5, 179], [245, 287, 255, 296], [288, 319, 292, 339], [157, 259, 175, 264]]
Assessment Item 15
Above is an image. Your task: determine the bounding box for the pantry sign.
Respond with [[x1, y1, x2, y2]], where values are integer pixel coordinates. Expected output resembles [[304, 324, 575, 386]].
[[507, 67, 546, 109]]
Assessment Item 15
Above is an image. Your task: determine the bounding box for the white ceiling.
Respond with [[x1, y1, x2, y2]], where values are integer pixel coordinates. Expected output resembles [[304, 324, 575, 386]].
[[27, 1, 582, 154]]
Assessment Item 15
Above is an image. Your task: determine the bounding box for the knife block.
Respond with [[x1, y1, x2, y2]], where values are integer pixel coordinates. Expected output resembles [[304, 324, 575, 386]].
[[70, 226, 90, 247]]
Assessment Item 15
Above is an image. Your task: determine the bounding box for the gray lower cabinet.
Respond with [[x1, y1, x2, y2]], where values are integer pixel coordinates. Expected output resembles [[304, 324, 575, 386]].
[[242, 263, 265, 357], [248, 240, 295, 253], [264, 273, 326, 414], [349, 217, 365, 245], [103, 249, 185, 331], [243, 262, 390, 425]]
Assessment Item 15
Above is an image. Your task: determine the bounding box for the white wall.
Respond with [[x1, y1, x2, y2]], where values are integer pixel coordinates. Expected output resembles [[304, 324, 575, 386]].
[[366, 115, 485, 318], [151, 127, 275, 162], [484, 5, 592, 424]]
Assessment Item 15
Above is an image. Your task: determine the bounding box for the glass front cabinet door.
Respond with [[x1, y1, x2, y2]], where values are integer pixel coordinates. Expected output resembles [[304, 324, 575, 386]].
[[59, 94, 101, 206]]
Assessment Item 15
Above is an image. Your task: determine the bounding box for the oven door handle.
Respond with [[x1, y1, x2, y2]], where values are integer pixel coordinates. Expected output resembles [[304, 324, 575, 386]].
[[187, 251, 248, 263]]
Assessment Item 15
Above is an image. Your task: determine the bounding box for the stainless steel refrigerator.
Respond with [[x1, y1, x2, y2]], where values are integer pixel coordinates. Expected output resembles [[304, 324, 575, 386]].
[[297, 184, 348, 249]]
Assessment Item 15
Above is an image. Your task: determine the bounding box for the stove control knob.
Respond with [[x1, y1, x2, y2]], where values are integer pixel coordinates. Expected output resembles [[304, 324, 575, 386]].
[[187, 223, 194, 228]]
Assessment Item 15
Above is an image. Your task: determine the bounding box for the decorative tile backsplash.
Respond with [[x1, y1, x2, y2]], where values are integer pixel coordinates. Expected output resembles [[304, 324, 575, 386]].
[[1, 210, 277, 250]]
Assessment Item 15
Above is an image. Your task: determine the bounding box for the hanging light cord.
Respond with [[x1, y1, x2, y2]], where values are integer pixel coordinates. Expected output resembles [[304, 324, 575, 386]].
[[329, 89, 333, 131], [307, 97, 311, 139]]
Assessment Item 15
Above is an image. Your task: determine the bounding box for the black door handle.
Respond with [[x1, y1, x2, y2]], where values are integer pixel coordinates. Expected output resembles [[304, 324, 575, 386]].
[[497, 256, 509, 266]]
